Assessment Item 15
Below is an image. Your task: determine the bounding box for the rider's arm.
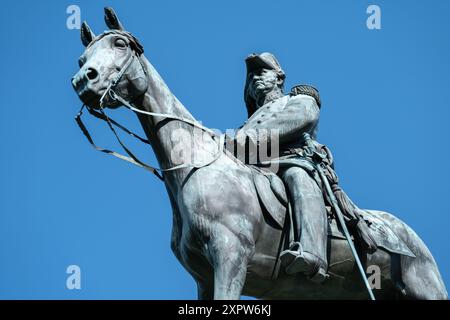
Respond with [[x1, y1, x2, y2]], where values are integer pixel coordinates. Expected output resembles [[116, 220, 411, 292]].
[[236, 94, 320, 146]]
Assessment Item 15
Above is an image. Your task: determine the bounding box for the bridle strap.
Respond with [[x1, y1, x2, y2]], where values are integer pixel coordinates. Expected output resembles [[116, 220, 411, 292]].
[[109, 91, 224, 171], [75, 105, 164, 180], [75, 51, 224, 181], [101, 53, 220, 138], [86, 106, 149, 144], [111, 91, 219, 138], [99, 52, 136, 107]]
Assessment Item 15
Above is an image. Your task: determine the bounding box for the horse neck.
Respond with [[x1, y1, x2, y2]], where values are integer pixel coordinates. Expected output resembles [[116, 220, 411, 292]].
[[134, 56, 217, 194]]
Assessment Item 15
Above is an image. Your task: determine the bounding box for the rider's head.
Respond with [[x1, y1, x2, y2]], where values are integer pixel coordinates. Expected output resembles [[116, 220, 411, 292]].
[[244, 52, 285, 117]]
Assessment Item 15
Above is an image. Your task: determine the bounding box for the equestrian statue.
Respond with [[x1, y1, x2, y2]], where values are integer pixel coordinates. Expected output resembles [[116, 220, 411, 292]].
[[71, 8, 447, 300]]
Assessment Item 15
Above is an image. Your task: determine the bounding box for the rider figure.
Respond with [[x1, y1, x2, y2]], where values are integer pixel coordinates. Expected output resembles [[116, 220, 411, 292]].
[[234, 52, 328, 282]]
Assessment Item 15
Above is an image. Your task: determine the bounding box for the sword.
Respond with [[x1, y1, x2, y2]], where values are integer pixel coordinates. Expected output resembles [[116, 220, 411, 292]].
[[302, 133, 376, 301]]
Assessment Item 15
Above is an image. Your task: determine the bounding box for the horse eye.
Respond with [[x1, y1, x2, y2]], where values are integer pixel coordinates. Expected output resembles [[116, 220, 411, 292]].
[[78, 59, 85, 68], [115, 38, 127, 48]]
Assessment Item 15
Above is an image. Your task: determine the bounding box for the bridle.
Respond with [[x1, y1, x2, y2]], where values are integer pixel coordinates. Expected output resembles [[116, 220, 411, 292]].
[[75, 46, 223, 182]]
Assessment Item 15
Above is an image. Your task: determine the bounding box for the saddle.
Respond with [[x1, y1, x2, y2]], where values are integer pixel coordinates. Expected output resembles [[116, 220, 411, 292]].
[[250, 165, 416, 258]]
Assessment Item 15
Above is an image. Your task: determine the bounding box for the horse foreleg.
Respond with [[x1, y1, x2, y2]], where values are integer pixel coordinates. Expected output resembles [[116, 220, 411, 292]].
[[209, 224, 254, 300]]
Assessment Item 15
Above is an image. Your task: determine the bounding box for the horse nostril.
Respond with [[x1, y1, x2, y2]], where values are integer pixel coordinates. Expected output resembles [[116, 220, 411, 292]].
[[86, 68, 99, 80]]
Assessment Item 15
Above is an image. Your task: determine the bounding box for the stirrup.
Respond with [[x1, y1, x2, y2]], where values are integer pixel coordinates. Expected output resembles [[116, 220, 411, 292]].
[[279, 242, 302, 267], [309, 267, 328, 283], [279, 243, 328, 283]]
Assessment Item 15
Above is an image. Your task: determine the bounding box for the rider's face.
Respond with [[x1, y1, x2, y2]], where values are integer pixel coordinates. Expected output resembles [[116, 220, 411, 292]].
[[248, 68, 279, 101]]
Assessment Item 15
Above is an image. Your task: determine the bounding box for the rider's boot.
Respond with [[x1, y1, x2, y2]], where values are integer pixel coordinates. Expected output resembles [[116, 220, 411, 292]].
[[279, 167, 329, 283]]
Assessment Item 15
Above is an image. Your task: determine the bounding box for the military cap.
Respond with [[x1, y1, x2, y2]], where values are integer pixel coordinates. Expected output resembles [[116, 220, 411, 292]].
[[245, 52, 285, 78]]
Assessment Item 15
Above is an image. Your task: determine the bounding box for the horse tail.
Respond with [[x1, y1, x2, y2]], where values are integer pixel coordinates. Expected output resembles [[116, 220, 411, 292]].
[[368, 210, 448, 300]]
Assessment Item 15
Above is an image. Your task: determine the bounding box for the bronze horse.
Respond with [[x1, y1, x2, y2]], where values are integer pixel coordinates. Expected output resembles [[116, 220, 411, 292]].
[[71, 8, 447, 300]]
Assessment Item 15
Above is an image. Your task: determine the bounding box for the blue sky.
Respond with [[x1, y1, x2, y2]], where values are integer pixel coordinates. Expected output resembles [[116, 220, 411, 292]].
[[0, 0, 449, 299]]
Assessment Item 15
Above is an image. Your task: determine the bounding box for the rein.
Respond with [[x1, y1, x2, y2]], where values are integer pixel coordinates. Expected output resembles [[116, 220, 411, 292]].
[[75, 52, 223, 181]]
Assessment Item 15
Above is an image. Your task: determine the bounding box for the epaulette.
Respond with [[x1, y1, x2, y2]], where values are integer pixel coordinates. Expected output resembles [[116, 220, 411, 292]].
[[290, 84, 321, 108]]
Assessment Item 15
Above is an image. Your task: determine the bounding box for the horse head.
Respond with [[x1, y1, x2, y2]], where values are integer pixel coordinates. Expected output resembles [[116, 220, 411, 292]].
[[71, 7, 148, 109]]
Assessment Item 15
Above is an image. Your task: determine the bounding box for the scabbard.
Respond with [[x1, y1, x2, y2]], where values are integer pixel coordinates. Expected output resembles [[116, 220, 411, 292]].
[[315, 161, 376, 300]]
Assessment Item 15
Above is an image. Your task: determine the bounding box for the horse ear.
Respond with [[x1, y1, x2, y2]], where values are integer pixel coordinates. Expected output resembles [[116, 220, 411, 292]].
[[104, 7, 124, 30], [80, 22, 95, 47]]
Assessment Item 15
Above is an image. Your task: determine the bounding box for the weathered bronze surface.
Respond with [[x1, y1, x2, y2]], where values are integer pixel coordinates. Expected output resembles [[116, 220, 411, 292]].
[[71, 8, 448, 300]]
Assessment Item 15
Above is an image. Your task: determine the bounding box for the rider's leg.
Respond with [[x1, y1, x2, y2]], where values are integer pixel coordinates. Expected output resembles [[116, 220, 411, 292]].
[[279, 166, 328, 282]]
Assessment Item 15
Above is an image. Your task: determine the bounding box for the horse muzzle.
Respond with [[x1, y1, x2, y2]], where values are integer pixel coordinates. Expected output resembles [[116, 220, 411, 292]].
[[72, 68, 111, 109]]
